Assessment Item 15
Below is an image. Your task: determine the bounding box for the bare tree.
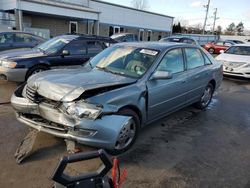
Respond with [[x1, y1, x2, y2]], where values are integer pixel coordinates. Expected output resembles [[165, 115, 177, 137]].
[[131, 0, 149, 10], [236, 22, 244, 35], [216, 25, 222, 35]]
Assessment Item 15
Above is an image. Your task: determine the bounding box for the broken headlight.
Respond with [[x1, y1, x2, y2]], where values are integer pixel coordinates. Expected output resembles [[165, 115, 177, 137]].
[[61, 101, 102, 120]]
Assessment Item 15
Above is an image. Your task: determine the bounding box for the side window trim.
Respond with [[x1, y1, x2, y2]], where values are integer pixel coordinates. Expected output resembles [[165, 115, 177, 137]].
[[200, 49, 212, 65]]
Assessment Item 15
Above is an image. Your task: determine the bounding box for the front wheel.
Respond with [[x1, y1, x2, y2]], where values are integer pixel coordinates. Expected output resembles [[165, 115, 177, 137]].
[[208, 48, 215, 54], [25, 65, 48, 80], [107, 109, 140, 155], [195, 83, 214, 109]]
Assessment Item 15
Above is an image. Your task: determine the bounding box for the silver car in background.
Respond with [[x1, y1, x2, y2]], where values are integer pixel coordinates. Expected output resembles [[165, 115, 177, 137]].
[[11, 42, 223, 154]]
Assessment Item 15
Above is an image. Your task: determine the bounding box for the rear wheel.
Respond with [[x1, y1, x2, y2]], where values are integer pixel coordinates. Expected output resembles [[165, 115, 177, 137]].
[[195, 83, 214, 109], [107, 109, 140, 155], [25, 65, 48, 80], [208, 48, 215, 54]]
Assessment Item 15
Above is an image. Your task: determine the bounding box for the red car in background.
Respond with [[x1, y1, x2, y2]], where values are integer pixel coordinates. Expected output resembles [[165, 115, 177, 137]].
[[203, 41, 235, 54]]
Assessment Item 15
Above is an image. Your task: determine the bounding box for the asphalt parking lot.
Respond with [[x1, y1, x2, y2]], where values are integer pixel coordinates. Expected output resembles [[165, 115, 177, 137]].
[[0, 78, 250, 188]]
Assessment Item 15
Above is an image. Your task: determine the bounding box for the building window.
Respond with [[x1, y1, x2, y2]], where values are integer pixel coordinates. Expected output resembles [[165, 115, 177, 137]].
[[88, 21, 94, 35], [139, 29, 144, 41], [109, 26, 122, 36], [109, 26, 114, 36], [147, 30, 152, 41], [158, 32, 162, 40], [69, 21, 78, 34], [114, 26, 120, 34]]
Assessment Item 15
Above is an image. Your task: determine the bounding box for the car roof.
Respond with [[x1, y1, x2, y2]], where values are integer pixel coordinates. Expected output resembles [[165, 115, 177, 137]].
[[0, 31, 44, 37], [114, 42, 197, 51], [162, 36, 194, 39], [62, 34, 117, 43], [111, 33, 134, 36]]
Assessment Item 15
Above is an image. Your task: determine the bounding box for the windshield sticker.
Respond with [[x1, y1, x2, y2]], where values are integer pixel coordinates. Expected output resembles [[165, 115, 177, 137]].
[[140, 49, 158, 56]]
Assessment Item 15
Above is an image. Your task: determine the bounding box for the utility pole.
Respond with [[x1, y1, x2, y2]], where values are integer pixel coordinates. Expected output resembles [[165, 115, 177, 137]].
[[212, 8, 218, 34], [202, 0, 211, 35], [17, 0, 22, 31]]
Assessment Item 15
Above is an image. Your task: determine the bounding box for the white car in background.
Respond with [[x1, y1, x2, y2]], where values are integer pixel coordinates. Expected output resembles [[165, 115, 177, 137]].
[[216, 44, 250, 78]]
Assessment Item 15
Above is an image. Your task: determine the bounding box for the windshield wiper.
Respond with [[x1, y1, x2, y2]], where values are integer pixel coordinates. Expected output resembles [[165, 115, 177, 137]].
[[96, 66, 126, 76]]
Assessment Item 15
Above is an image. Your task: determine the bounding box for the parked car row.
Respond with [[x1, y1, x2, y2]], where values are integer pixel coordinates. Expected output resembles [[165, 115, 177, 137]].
[[1, 30, 248, 154], [11, 42, 223, 154]]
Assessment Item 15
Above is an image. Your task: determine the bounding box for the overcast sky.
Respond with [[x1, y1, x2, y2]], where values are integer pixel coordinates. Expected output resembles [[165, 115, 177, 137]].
[[100, 0, 250, 31]]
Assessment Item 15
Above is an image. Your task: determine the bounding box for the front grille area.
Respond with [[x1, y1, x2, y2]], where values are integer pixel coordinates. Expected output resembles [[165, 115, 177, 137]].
[[26, 86, 59, 106], [224, 71, 243, 75], [26, 86, 37, 102], [224, 61, 246, 68]]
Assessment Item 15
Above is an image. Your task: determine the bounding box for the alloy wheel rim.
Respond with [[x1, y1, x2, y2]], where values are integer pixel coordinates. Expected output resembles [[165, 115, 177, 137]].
[[115, 119, 136, 150], [209, 49, 214, 53], [32, 69, 44, 75], [201, 86, 212, 107]]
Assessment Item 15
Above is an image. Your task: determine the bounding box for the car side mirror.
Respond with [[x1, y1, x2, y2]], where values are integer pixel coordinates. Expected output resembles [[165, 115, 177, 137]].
[[219, 50, 225, 54], [151, 71, 173, 80], [62, 50, 70, 56]]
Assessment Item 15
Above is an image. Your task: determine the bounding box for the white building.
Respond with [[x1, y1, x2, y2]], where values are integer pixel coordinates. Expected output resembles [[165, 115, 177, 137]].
[[0, 0, 173, 40]]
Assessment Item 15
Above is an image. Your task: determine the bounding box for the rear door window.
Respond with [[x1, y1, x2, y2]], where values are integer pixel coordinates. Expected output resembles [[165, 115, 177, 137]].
[[15, 33, 33, 43], [87, 41, 104, 55], [185, 48, 205, 69], [125, 34, 134, 42]]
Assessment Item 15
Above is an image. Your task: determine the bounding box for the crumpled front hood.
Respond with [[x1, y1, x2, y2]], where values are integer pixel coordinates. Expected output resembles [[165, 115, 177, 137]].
[[27, 68, 136, 102], [0, 48, 45, 61]]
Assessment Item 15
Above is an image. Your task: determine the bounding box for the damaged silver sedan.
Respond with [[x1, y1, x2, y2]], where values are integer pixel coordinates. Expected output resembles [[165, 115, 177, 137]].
[[11, 42, 223, 154]]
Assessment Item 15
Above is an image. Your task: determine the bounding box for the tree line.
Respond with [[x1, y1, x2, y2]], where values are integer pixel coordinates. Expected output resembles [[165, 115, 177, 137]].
[[172, 22, 245, 36]]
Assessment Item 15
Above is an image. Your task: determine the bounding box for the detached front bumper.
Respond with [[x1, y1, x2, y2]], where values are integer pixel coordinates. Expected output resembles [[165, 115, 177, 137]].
[[11, 90, 131, 149], [0, 66, 28, 82]]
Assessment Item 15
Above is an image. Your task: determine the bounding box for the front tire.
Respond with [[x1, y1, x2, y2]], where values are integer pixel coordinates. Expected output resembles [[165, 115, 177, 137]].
[[195, 83, 214, 109], [25, 65, 48, 80], [108, 109, 140, 155], [208, 48, 215, 54]]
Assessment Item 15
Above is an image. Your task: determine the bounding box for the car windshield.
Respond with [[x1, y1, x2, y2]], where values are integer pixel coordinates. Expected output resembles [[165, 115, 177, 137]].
[[35, 35, 77, 54], [90, 45, 160, 78], [225, 46, 250, 56]]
